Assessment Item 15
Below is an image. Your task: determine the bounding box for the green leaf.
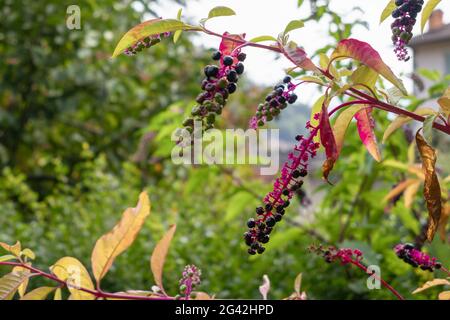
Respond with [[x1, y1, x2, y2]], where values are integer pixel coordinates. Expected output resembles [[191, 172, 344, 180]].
[[249, 35, 277, 43], [21, 287, 56, 300], [422, 114, 438, 143], [310, 95, 326, 143], [380, 0, 396, 24], [207, 6, 236, 19], [297, 0, 305, 8], [0, 255, 16, 262], [0, 271, 29, 300], [283, 20, 304, 36], [421, 0, 442, 32], [350, 65, 378, 89], [224, 191, 255, 222], [21, 248, 35, 260], [112, 19, 200, 57], [173, 8, 183, 44]]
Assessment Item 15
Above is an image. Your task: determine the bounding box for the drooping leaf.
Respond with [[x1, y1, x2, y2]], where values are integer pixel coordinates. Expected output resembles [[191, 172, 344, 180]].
[[0, 241, 21, 257], [283, 20, 304, 36], [354, 107, 381, 162], [21, 287, 56, 300], [386, 86, 405, 105], [249, 35, 277, 43], [12, 266, 30, 297], [330, 39, 407, 94], [310, 95, 326, 143], [320, 105, 338, 183], [382, 108, 437, 143], [112, 19, 199, 57], [416, 131, 442, 241], [259, 275, 270, 300], [51, 257, 95, 300], [281, 41, 319, 72], [421, 0, 442, 32], [380, 0, 396, 24], [91, 192, 151, 284], [413, 278, 450, 294], [333, 105, 363, 153], [437, 86, 450, 117], [0, 271, 29, 300], [150, 224, 176, 295]]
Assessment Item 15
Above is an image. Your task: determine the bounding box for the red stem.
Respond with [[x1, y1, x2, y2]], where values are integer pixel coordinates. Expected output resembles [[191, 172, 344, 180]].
[[348, 259, 405, 300], [0, 261, 174, 300]]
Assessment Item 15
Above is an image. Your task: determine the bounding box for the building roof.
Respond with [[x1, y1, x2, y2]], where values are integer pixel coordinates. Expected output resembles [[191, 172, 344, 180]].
[[409, 23, 450, 47]]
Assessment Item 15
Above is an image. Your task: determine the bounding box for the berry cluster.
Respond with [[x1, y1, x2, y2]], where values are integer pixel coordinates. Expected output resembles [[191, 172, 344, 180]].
[[394, 243, 442, 271], [391, 0, 424, 61], [309, 244, 364, 265], [182, 50, 246, 133], [124, 32, 171, 56], [177, 265, 202, 299], [249, 76, 298, 129], [244, 125, 319, 255]]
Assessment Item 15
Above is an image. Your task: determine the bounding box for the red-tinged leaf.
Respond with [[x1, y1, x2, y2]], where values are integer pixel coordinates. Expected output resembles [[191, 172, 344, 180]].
[[333, 105, 363, 154], [320, 105, 338, 183], [219, 32, 245, 63], [416, 131, 442, 242], [354, 107, 381, 162], [331, 39, 407, 94], [281, 41, 319, 72]]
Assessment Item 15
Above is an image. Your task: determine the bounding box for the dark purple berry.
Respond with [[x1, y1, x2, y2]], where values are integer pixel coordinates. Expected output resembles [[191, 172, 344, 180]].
[[223, 55, 234, 66]]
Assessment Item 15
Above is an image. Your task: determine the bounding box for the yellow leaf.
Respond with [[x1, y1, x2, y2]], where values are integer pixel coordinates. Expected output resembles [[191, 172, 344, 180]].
[[383, 108, 437, 143], [21, 248, 35, 260], [438, 203, 449, 242], [294, 273, 302, 296], [383, 179, 418, 203], [12, 266, 30, 297], [438, 291, 450, 300], [0, 270, 29, 300], [404, 180, 422, 208], [51, 257, 95, 300], [416, 131, 442, 241], [380, 0, 396, 24], [421, 0, 443, 33], [333, 105, 363, 153], [21, 287, 56, 300], [413, 278, 450, 294], [0, 255, 16, 262], [438, 86, 450, 117], [0, 241, 21, 257], [150, 224, 176, 294], [91, 192, 151, 285], [54, 288, 62, 300]]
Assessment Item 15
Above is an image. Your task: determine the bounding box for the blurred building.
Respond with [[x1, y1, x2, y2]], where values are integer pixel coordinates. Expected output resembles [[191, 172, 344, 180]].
[[409, 10, 450, 98]]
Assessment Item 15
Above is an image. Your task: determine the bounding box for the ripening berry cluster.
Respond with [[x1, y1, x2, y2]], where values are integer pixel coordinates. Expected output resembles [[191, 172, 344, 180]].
[[391, 0, 424, 61], [182, 50, 246, 132], [244, 127, 319, 255], [249, 76, 298, 129], [309, 244, 363, 265], [124, 32, 171, 56], [394, 243, 442, 271]]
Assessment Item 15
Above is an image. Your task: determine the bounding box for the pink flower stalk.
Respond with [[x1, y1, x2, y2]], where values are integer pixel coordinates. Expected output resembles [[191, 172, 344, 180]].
[[244, 123, 320, 255], [178, 265, 202, 299], [310, 244, 405, 300], [394, 243, 442, 272]]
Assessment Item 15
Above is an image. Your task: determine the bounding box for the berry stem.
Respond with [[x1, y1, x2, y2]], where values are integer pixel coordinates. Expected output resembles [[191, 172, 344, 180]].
[[0, 261, 174, 300]]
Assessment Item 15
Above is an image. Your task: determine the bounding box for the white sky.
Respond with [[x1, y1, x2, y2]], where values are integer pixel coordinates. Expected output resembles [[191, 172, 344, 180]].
[[152, 0, 450, 103]]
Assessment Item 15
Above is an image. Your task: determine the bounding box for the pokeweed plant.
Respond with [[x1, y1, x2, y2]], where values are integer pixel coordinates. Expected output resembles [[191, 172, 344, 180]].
[[109, 5, 449, 255]]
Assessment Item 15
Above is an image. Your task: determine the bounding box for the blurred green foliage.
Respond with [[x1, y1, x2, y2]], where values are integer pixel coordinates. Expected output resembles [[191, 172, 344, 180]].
[[0, 0, 448, 300]]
